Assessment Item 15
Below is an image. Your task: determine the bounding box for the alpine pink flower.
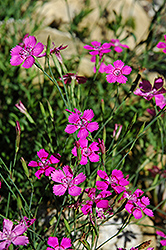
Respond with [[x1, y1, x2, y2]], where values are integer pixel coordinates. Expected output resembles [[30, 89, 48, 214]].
[[61, 73, 87, 85], [0, 218, 29, 249], [10, 35, 44, 68], [38, 43, 68, 64], [156, 35, 166, 53], [156, 230, 166, 246], [81, 188, 112, 218], [113, 124, 123, 140], [98, 138, 106, 154], [121, 189, 154, 219], [84, 41, 111, 57], [72, 139, 100, 165], [46, 236, 73, 250], [96, 169, 129, 193], [134, 77, 166, 101], [15, 101, 27, 114], [109, 39, 129, 53], [51, 165, 86, 196], [19, 217, 36, 228], [104, 60, 132, 84], [65, 109, 99, 139], [28, 149, 61, 179]]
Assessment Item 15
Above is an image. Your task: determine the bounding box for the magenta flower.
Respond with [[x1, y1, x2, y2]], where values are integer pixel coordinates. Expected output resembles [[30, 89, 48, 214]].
[[96, 169, 129, 194], [155, 94, 166, 109], [148, 165, 166, 178], [39, 43, 68, 64], [10, 35, 44, 68], [81, 188, 112, 218], [46, 236, 73, 250], [104, 60, 132, 84], [72, 139, 100, 165], [156, 35, 166, 53], [0, 218, 29, 249], [15, 101, 27, 114], [134, 77, 166, 101], [19, 216, 36, 228], [84, 41, 111, 58], [65, 109, 99, 139], [156, 230, 166, 246], [61, 73, 87, 85], [109, 39, 129, 53], [98, 138, 106, 154], [28, 149, 61, 179], [51, 165, 86, 196], [121, 189, 154, 219], [113, 123, 123, 140]]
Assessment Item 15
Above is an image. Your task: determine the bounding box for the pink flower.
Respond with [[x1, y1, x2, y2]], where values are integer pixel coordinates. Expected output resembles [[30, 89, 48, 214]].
[[61, 73, 87, 85], [19, 217, 36, 228], [121, 189, 154, 219], [65, 109, 99, 139], [113, 124, 122, 140], [148, 165, 166, 178], [72, 139, 100, 165], [96, 169, 129, 194], [104, 60, 132, 84], [156, 230, 166, 246], [46, 236, 73, 250], [39, 43, 68, 64], [84, 41, 111, 58], [155, 94, 166, 109], [28, 149, 61, 179], [109, 39, 129, 53], [51, 165, 86, 196], [98, 138, 106, 154], [15, 101, 27, 114], [81, 188, 112, 218], [156, 35, 166, 53], [10, 35, 44, 68], [0, 218, 29, 249], [134, 77, 166, 101]]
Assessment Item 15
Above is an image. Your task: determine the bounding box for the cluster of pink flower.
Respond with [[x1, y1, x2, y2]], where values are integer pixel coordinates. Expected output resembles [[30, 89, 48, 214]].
[[9, 34, 166, 249], [65, 108, 100, 165], [0, 217, 35, 249], [84, 40, 132, 83]]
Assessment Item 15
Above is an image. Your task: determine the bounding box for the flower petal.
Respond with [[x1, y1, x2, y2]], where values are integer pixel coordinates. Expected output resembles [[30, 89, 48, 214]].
[[68, 185, 82, 196], [73, 172, 86, 185], [12, 236, 29, 246], [53, 184, 67, 196], [51, 169, 64, 183], [65, 124, 78, 134], [113, 60, 124, 69], [121, 65, 132, 75], [22, 56, 35, 68], [32, 42, 44, 56], [87, 122, 99, 132], [47, 236, 59, 248], [37, 149, 49, 160], [60, 238, 72, 249]]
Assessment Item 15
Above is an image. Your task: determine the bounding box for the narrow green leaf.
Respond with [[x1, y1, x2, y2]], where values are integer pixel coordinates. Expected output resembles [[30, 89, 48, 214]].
[[64, 218, 71, 233], [39, 102, 48, 124], [21, 157, 29, 178], [46, 35, 51, 58]]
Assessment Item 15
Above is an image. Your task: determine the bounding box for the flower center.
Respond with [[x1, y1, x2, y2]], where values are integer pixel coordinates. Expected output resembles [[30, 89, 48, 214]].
[[20, 46, 33, 59], [113, 69, 121, 76]]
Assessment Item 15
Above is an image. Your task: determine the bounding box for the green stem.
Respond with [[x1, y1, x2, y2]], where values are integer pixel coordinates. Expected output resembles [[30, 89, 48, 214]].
[[53, 196, 67, 236]]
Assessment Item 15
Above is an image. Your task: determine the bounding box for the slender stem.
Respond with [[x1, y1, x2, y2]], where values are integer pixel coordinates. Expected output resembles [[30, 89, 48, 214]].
[[53, 196, 67, 236]]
